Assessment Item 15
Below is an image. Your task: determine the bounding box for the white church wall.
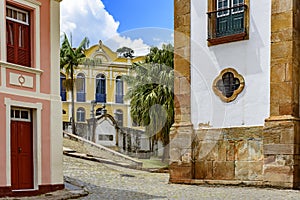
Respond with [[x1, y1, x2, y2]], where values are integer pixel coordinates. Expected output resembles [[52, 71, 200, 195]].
[[190, 0, 271, 128]]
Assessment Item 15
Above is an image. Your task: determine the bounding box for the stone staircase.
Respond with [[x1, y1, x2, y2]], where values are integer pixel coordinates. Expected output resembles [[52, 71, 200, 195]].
[[63, 131, 143, 169]]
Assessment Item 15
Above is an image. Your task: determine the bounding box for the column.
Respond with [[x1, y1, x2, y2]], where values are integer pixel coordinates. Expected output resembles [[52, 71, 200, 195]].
[[263, 0, 300, 189], [169, 0, 194, 182]]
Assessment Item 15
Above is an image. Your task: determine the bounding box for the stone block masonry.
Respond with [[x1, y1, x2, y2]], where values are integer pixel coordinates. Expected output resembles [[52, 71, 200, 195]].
[[193, 126, 264, 184], [170, 0, 300, 189]]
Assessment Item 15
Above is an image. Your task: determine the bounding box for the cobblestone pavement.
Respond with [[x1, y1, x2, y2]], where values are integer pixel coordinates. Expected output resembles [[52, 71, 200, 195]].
[[63, 156, 300, 200]]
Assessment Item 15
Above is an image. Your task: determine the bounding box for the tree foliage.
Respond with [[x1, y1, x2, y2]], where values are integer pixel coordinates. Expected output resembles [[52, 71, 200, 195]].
[[123, 44, 174, 161], [145, 44, 174, 68], [60, 33, 89, 135], [116, 46, 134, 58]]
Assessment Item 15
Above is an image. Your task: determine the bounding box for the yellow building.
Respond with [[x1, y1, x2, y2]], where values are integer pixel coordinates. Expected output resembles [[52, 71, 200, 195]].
[[60, 41, 144, 135]]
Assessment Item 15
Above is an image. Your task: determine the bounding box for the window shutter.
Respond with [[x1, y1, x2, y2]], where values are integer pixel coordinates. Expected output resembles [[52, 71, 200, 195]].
[[6, 21, 15, 63], [17, 24, 30, 67]]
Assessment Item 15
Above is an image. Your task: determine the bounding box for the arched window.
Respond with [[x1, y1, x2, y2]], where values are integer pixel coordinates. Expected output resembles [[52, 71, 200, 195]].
[[76, 73, 86, 102], [95, 74, 106, 103], [115, 76, 123, 103], [76, 107, 85, 122], [60, 73, 66, 101], [115, 109, 123, 127]]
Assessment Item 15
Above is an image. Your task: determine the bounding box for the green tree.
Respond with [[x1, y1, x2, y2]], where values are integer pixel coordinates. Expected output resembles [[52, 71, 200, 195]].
[[60, 33, 89, 135], [145, 44, 174, 69], [116, 46, 134, 58], [123, 44, 174, 161]]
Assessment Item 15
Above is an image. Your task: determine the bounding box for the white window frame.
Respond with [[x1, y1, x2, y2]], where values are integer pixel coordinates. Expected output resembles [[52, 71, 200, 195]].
[[0, 0, 41, 70], [11, 107, 31, 122], [231, 0, 244, 14], [217, 0, 230, 17], [76, 73, 86, 93], [5, 97, 42, 190], [6, 5, 29, 25], [76, 107, 85, 122]]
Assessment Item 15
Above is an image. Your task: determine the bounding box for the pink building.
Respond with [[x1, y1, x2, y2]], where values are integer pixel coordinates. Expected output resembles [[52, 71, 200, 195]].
[[0, 0, 63, 196]]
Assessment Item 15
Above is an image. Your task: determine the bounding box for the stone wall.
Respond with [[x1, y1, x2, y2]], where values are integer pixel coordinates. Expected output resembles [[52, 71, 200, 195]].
[[169, 0, 193, 181], [263, 0, 300, 189], [193, 126, 263, 185], [263, 118, 300, 188], [170, 0, 300, 189], [170, 124, 299, 188]]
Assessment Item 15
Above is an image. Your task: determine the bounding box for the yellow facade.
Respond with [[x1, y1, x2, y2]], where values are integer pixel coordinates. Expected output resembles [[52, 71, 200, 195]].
[[61, 41, 144, 129]]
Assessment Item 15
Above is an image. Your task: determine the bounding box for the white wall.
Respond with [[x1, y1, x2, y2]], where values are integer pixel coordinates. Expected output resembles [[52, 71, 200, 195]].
[[50, 0, 63, 184], [190, 0, 271, 128], [96, 119, 116, 146]]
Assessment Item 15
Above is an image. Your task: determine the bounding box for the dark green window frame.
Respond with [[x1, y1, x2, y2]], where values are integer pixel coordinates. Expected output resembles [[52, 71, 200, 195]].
[[207, 0, 249, 45]]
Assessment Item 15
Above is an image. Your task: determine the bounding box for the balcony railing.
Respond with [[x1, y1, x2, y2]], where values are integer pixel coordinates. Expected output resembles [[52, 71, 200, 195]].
[[207, 4, 247, 43], [60, 91, 66, 101], [115, 94, 124, 104], [95, 93, 106, 103], [76, 92, 86, 102]]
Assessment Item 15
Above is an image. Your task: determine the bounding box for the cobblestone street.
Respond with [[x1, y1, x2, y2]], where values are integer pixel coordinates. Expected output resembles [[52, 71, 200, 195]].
[[63, 156, 300, 200]]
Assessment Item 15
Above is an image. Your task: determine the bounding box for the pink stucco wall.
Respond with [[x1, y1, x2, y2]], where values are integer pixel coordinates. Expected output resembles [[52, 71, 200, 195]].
[[0, 95, 7, 186], [39, 0, 51, 95], [0, 0, 53, 186], [0, 93, 52, 185]]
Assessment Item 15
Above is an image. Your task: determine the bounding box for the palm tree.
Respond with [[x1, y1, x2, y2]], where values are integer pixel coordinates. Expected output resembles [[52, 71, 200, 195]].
[[60, 33, 89, 135], [123, 44, 174, 161], [145, 44, 174, 69]]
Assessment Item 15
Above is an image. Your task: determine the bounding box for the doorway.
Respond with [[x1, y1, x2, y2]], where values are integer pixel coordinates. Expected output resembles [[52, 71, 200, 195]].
[[10, 108, 33, 190]]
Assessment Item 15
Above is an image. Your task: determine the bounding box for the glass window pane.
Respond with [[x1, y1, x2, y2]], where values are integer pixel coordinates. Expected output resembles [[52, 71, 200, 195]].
[[13, 10, 17, 19], [116, 77, 123, 95], [15, 110, 20, 118], [96, 74, 106, 95], [11, 110, 14, 118], [232, 0, 244, 12], [77, 108, 85, 122], [76, 74, 85, 93], [7, 8, 12, 18], [217, 0, 229, 16], [17, 12, 26, 22], [21, 111, 29, 119], [100, 79, 105, 94]]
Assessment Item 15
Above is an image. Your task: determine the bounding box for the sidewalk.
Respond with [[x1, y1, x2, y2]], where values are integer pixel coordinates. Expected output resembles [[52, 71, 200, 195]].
[[0, 136, 168, 199], [0, 177, 88, 200]]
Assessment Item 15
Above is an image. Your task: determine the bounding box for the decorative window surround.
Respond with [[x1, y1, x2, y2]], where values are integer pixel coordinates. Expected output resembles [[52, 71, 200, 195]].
[[0, 61, 42, 93], [1, 0, 41, 69], [0, 61, 43, 74], [207, 0, 250, 46], [4, 97, 42, 189], [212, 68, 245, 102]]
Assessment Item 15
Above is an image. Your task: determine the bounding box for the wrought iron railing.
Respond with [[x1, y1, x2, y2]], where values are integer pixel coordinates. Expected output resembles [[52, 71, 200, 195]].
[[95, 93, 106, 103], [115, 94, 124, 104], [76, 92, 86, 102], [60, 91, 66, 101], [207, 4, 247, 40]]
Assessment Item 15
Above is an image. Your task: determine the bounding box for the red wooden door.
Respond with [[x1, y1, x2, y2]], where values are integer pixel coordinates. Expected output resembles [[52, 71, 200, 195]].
[[11, 120, 33, 190]]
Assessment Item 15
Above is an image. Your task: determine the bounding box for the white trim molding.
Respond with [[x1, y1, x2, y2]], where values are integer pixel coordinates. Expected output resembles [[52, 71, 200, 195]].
[[4, 98, 42, 188]]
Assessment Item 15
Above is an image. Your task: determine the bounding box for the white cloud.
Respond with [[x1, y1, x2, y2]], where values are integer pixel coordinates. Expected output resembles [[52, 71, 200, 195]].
[[60, 0, 150, 56]]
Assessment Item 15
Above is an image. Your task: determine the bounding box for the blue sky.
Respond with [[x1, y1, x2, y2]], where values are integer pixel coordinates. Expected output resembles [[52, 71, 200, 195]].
[[101, 0, 173, 32], [60, 0, 173, 56]]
